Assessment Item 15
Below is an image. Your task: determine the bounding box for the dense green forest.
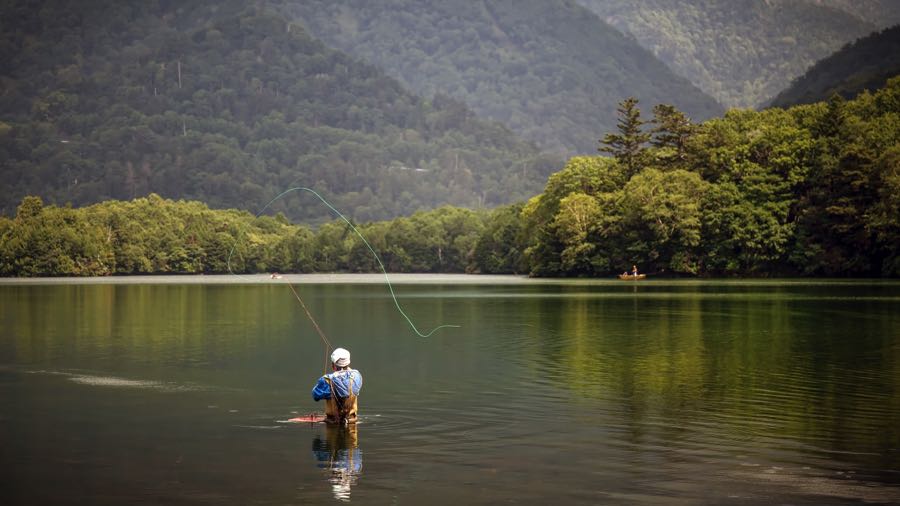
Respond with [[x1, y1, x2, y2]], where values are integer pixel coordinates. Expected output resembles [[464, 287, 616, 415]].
[[576, 0, 878, 108], [514, 79, 900, 277], [0, 0, 559, 222], [4, 79, 900, 277], [281, 0, 723, 154], [0, 194, 489, 276], [769, 25, 900, 108]]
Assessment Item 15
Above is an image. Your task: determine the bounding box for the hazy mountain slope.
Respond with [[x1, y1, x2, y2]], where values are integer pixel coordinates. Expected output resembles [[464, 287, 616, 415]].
[[577, 0, 876, 109], [769, 25, 900, 108], [817, 0, 900, 29], [281, 0, 723, 155], [0, 0, 560, 220]]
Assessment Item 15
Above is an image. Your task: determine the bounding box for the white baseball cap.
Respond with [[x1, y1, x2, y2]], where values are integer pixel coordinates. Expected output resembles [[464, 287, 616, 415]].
[[330, 347, 351, 367]]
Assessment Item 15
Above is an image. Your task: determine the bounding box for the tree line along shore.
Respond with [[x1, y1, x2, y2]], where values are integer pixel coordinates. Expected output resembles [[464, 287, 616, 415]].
[[3, 79, 899, 278]]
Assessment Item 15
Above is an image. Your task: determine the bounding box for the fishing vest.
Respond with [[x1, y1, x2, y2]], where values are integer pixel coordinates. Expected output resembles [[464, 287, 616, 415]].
[[324, 374, 359, 425]]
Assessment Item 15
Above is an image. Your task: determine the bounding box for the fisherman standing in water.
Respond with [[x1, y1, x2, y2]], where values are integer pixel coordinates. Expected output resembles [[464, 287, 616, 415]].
[[312, 348, 363, 424]]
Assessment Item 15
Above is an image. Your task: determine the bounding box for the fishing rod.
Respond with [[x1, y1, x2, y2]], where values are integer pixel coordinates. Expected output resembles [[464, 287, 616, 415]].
[[226, 186, 460, 340], [284, 281, 333, 374]]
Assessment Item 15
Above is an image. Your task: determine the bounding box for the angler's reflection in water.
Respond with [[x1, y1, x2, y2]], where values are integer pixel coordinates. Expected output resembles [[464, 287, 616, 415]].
[[311, 424, 362, 502]]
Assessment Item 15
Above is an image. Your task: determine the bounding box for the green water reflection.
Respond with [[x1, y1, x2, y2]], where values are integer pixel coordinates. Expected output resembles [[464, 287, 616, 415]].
[[1, 278, 899, 504], [516, 282, 900, 475]]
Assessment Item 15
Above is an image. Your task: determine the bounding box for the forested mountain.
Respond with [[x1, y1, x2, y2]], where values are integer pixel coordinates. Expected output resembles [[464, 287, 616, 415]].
[[279, 0, 723, 155], [817, 0, 900, 29], [7, 79, 900, 277], [768, 26, 900, 108], [0, 0, 560, 221], [576, 0, 878, 109]]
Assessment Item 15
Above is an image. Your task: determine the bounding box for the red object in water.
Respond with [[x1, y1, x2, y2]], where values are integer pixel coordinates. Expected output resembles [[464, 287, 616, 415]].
[[287, 413, 326, 423]]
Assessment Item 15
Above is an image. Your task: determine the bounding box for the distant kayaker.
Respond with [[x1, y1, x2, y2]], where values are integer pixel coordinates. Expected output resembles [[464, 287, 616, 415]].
[[632, 265, 639, 277], [312, 348, 363, 425]]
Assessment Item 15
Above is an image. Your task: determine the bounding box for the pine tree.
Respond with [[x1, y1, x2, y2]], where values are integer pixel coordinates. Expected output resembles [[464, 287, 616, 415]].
[[599, 97, 650, 179], [650, 103, 694, 167]]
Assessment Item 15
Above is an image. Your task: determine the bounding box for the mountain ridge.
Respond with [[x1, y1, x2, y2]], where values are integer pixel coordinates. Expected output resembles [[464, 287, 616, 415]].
[[280, 0, 724, 155], [768, 25, 900, 108], [576, 0, 879, 109], [0, 0, 560, 220]]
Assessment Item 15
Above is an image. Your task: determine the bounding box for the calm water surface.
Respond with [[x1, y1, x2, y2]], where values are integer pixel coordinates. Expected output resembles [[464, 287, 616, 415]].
[[1, 275, 899, 505]]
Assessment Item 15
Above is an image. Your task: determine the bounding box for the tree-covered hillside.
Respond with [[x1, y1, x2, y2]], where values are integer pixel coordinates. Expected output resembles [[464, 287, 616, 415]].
[[0, 0, 559, 221], [515, 79, 900, 277], [819, 0, 900, 29], [280, 0, 723, 155], [6, 78, 899, 278], [577, 0, 877, 109], [768, 26, 900, 108]]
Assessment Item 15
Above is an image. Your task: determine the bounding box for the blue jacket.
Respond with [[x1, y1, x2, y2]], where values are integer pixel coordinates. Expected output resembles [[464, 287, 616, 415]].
[[312, 369, 363, 401]]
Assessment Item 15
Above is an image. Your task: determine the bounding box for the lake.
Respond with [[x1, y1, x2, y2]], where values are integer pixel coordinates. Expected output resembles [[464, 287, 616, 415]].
[[1, 275, 899, 505]]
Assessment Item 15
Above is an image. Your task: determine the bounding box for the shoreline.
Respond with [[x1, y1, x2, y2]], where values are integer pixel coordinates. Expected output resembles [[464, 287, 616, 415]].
[[0, 273, 530, 285], [1, 273, 898, 286]]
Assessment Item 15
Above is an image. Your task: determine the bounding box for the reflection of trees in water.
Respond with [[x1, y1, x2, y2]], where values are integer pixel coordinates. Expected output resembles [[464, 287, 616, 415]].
[[312, 424, 362, 502], [8, 284, 299, 364], [514, 289, 900, 471]]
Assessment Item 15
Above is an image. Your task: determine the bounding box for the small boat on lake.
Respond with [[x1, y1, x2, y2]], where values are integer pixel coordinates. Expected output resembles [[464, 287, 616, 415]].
[[618, 274, 646, 280]]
